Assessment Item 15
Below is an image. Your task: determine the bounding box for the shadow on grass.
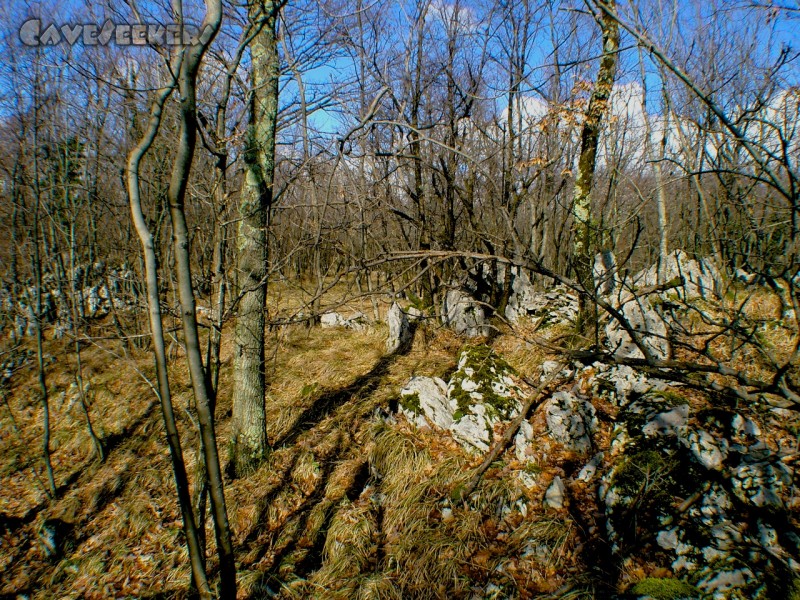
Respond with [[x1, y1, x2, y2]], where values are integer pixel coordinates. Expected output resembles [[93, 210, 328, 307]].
[[274, 332, 413, 449], [241, 454, 371, 600], [54, 399, 158, 499], [236, 330, 417, 599]]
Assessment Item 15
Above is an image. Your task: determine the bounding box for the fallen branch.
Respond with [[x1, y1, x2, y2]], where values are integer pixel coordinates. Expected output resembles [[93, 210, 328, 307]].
[[456, 367, 569, 505]]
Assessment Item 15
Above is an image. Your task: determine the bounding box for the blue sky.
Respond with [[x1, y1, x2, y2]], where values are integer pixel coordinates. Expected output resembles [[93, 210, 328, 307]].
[[0, 0, 797, 140]]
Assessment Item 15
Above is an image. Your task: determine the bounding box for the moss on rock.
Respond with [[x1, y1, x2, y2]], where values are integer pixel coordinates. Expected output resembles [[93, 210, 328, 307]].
[[449, 345, 520, 422], [399, 391, 421, 415], [630, 577, 701, 599]]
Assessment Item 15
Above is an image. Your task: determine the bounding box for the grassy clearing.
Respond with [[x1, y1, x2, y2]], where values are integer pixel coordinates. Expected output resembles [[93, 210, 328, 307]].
[[0, 298, 591, 599], [4, 281, 795, 598]]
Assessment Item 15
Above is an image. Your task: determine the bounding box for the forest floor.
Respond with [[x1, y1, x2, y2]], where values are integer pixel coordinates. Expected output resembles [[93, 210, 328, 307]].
[[1, 285, 798, 599]]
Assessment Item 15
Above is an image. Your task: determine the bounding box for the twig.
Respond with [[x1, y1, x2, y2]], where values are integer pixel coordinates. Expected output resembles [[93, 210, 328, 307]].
[[456, 367, 569, 504]]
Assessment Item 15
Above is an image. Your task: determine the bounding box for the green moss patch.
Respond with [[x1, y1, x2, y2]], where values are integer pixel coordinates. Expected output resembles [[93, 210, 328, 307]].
[[611, 449, 678, 501], [630, 577, 701, 599], [399, 391, 422, 415], [449, 345, 519, 421], [648, 390, 689, 407]]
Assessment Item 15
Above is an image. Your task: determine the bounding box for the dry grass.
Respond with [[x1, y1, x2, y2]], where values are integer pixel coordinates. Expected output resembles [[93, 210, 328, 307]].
[[15, 282, 777, 598], [0, 305, 567, 597], [661, 283, 800, 404], [0, 330, 200, 599]]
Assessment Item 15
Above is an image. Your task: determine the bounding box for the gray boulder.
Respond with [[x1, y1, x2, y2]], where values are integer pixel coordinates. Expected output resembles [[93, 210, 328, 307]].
[[514, 286, 578, 327], [503, 267, 538, 323], [544, 476, 567, 510], [576, 452, 604, 482], [398, 346, 526, 454], [320, 312, 346, 327], [85, 285, 104, 317], [634, 249, 721, 300], [448, 347, 523, 452], [681, 428, 728, 471], [514, 420, 535, 463], [399, 376, 451, 430], [442, 289, 490, 337], [320, 311, 368, 331], [642, 404, 689, 438], [606, 294, 669, 361], [600, 392, 798, 597], [593, 250, 620, 297], [543, 391, 598, 454], [590, 363, 668, 406], [386, 302, 413, 354]]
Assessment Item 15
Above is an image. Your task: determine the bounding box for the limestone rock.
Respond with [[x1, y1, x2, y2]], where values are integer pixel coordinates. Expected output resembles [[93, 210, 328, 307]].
[[514, 420, 534, 462], [735, 268, 757, 285], [681, 429, 728, 471], [450, 405, 495, 452], [541, 360, 562, 377], [731, 413, 761, 438], [600, 389, 798, 598], [406, 306, 423, 321], [399, 376, 451, 430], [590, 363, 668, 407], [320, 312, 345, 327], [320, 311, 368, 330], [502, 267, 537, 322], [633, 249, 721, 301], [544, 391, 597, 454], [447, 347, 523, 452], [730, 460, 792, 508], [544, 476, 566, 509], [442, 289, 490, 337], [524, 286, 578, 327], [642, 404, 689, 438], [593, 250, 620, 297], [86, 285, 104, 317], [606, 294, 669, 361], [576, 452, 604, 482], [697, 568, 754, 596], [398, 346, 525, 454], [386, 302, 413, 354]]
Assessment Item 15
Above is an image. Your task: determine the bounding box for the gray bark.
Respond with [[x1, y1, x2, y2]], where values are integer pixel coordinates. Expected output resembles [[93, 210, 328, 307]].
[[231, 0, 280, 477], [127, 75, 212, 599], [572, 0, 620, 333], [164, 1, 236, 595]]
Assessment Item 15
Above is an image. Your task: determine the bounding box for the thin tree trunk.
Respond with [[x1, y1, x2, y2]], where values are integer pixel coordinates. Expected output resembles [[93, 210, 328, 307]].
[[165, 1, 235, 594], [127, 78, 212, 599], [29, 75, 57, 499], [33, 221, 57, 499], [67, 186, 104, 460], [573, 0, 619, 333]]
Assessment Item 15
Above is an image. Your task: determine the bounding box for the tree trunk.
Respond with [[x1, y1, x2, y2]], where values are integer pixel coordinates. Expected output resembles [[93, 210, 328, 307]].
[[573, 0, 619, 333], [127, 82, 212, 599], [231, 0, 280, 477], [33, 219, 57, 499], [164, 2, 235, 595], [28, 77, 57, 499]]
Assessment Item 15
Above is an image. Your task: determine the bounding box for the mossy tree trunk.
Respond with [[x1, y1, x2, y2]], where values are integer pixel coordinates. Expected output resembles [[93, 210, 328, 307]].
[[232, 0, 280, 477], [573, 0, 619, 334]]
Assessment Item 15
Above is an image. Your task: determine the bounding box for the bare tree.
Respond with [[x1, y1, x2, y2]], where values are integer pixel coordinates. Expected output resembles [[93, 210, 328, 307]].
[[573, 0, 620, 332], [231, 0, 281, 477], [162, 0, 236, 594], [127, 63, 213, 598]]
